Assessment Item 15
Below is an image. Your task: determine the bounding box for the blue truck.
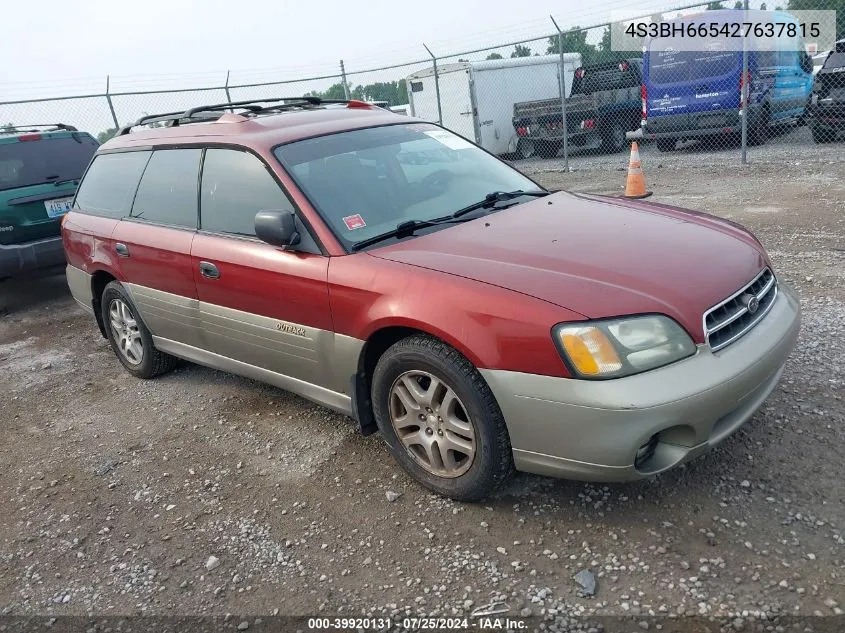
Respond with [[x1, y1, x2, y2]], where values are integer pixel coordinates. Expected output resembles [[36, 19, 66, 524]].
[[642, 9, 815, 151]]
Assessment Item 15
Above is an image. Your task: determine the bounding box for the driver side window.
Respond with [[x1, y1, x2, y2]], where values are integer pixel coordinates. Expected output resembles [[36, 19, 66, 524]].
[[200, 149, 294, 237]]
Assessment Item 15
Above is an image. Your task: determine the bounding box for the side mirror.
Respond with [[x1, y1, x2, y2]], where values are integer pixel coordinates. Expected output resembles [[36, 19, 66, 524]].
[[255, 210, 301, 249]]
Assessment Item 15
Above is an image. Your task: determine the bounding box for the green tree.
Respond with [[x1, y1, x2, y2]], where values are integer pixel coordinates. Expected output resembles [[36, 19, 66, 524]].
[[486, 52, 504, 60], [1, 122, 14, 133], [97, 128, 118, 143], [511, 44, 532, 57], [597, 25, 637, 62], [734, 1, 743, 7], [707, 1, 726, 8], [787, 0, 844, 40], [546, 27, 599, 65]]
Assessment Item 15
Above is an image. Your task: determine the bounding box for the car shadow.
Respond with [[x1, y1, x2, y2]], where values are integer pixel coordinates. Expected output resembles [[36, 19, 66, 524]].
[[0, 266, 70, 316]]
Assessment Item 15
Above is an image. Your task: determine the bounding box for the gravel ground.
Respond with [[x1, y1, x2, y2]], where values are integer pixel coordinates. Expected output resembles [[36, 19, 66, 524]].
[[1, 134, 844, 631]]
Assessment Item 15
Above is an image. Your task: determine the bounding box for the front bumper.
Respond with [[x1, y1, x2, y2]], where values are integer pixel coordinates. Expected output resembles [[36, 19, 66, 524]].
[[0, 236, 65, 278], [481, 285, 801, 482]]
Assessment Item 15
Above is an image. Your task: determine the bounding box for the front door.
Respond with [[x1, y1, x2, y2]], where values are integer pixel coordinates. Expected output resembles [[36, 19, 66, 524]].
[[190, 148, 334, 390]]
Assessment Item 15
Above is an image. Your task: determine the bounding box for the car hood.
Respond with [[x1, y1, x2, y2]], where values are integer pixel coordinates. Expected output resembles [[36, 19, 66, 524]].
[[369, 191, 769, 342]]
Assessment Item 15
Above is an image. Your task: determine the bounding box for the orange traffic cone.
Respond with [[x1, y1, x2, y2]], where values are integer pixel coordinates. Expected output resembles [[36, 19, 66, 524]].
[[623, 142, 652, 199]]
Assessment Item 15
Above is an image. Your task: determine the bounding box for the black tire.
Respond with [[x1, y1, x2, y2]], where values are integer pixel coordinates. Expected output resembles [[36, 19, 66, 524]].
[[371, 334, 514, 501], [748, 107, 770, 146], [101, 281, 177, 379], [656, 138, 676, 152], [536, 140, 561, 158], [811, 124, 835, 144], [600, 120, 627, 154]]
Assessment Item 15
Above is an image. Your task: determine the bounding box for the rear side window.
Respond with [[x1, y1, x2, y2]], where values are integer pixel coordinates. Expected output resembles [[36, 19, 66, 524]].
[[131, 149, 201, 228], [74, 151, 151, 218], [0, 134, 99, 192], [200, 149, 293, 236]]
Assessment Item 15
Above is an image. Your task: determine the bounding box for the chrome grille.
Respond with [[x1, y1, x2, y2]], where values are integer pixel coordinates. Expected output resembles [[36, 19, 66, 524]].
[[703, 268, 777, 352]]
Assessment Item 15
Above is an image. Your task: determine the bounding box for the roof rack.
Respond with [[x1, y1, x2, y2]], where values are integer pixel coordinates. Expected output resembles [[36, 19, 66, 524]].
[[117, 97, 375, 135], [1, 123, 78, 134]]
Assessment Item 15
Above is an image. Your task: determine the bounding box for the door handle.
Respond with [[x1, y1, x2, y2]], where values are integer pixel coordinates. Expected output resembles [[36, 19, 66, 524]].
[[115, 243, 129, 257], [199, 261, 220, 279]]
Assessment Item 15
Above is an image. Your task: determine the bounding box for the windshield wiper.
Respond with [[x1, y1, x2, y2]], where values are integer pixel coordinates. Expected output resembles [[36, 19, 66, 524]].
[[349, 190, 550, 252], [350, 217, 464, 252], [450, 189, 549, 219]]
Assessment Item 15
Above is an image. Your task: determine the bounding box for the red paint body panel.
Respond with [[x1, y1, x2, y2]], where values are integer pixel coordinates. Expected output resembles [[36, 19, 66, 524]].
[[111, 221, 197, 300], [367, 192, 768, 343], [61, 213, 122, 278], [191, 233, 332, 330], [327, 253, 583, 377]]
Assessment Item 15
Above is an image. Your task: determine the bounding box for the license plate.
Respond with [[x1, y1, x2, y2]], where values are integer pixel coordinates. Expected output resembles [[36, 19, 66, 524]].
[[45, 197, 73, 218]]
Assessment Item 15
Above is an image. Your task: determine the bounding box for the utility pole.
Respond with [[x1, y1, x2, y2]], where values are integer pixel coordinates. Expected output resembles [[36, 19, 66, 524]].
[[550, 15, 570, 171], [340, 60, 351, 99]]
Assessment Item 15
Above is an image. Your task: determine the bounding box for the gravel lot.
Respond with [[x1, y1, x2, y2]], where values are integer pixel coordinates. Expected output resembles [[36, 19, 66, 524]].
[[1, 132, 844, 631]]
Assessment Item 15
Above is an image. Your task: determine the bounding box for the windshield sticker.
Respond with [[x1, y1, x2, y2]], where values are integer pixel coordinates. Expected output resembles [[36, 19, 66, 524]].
[[423, 130, 474, 150], [343, 214, 367, 230]]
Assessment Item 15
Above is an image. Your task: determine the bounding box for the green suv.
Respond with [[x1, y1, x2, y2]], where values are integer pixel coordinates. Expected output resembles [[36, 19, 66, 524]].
[[0, 124, 98, 279]]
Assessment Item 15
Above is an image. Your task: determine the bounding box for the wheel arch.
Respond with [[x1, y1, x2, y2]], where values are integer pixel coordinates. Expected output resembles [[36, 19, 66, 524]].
[[90, 269, 118, 338], [350, 321, 487, 436]]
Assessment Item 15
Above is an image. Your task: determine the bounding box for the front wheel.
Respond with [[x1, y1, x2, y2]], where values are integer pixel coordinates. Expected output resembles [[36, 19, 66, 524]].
[[371, 335, 514, 501]]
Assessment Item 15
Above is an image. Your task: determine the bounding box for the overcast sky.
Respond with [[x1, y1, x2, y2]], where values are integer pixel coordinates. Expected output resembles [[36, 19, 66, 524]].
[[4, 0, 691, 95]]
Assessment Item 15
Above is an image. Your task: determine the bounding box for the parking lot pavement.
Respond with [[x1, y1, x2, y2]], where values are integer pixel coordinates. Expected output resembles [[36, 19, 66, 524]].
[[0, 153, 844, 627]]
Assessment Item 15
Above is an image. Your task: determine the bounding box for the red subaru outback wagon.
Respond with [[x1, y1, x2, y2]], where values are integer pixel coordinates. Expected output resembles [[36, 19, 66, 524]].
[[62, 97, 800, 500]]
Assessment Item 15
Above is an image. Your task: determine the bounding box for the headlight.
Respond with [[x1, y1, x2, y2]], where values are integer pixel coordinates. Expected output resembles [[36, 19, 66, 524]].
[[553, 315, 696, 379]]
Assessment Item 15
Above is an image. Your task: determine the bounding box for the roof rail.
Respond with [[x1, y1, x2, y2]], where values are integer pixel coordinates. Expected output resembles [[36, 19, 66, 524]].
[[116, 97, 377, 135], [1, 123, 78, 134]]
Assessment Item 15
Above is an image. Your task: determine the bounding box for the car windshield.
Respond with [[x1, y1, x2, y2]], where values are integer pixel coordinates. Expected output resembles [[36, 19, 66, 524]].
[[274, 123, 543, 249], [0, 134, 98, 192]]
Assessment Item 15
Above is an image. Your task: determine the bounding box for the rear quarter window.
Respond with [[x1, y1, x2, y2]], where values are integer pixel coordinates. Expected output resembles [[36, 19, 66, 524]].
[[73, 151, 152, 219]]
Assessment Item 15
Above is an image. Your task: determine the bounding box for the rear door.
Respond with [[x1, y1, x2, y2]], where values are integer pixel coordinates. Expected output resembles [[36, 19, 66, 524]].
[[0, 132, 98, 245], [111, 148, 203, 348], [190, 147, 334, 389], [438, 68, 478, 142]]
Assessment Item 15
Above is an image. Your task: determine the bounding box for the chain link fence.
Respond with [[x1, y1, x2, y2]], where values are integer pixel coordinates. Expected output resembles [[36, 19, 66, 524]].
[[2, 3, 843, 171]]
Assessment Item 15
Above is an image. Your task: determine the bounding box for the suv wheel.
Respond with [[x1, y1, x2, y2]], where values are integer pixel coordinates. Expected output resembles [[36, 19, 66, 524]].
[[371, 334, 514, 501], [101, 281, 177, 379]]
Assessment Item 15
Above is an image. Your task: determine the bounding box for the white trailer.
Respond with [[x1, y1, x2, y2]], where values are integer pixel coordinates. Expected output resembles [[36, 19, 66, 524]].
[[406, 54, 582, 155]]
